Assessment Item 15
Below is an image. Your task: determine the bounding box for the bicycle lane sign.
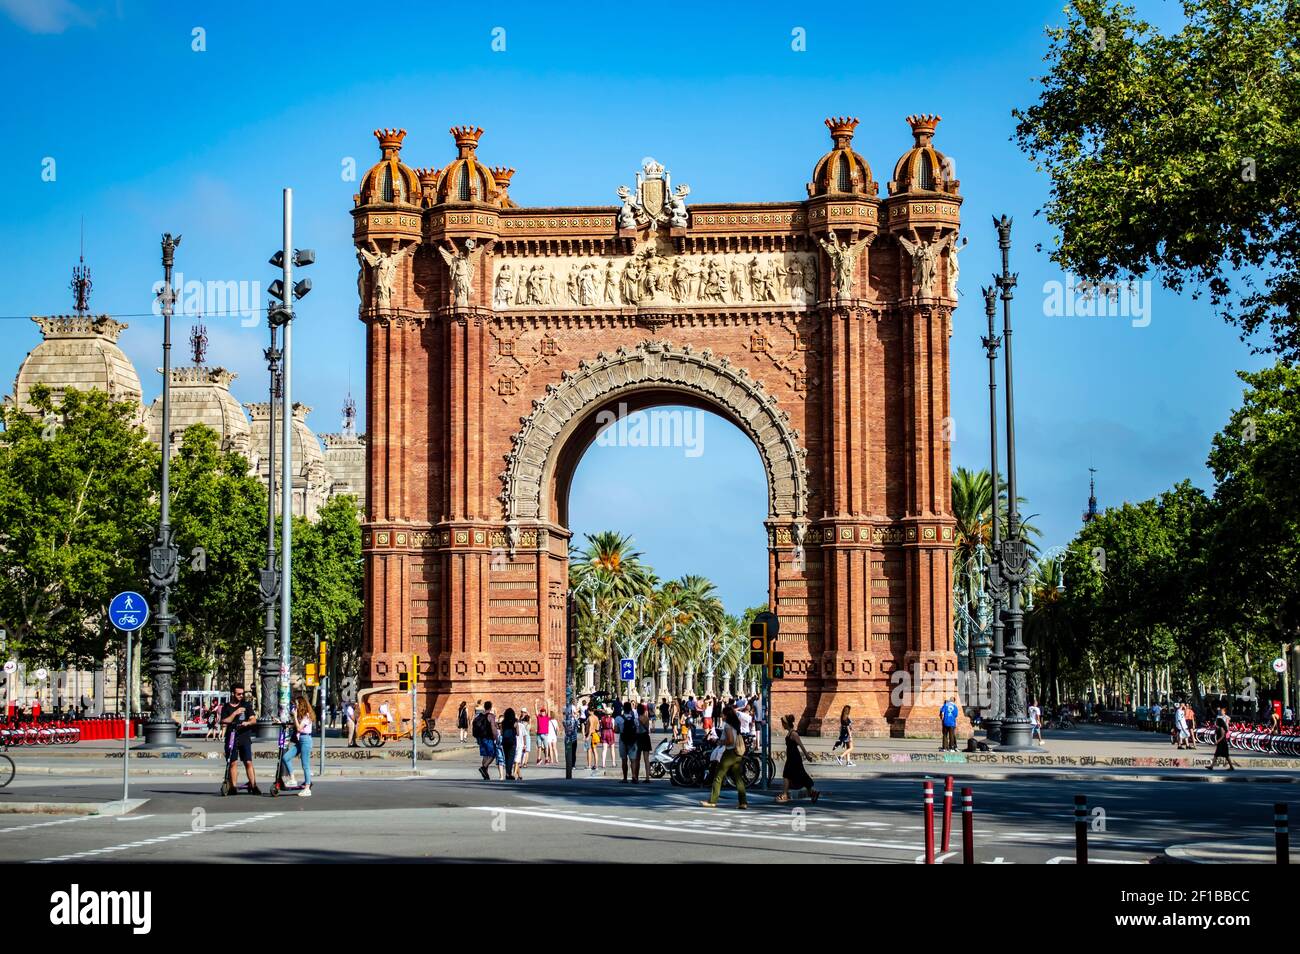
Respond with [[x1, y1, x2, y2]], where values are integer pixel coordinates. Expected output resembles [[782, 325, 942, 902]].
[[109, 591, 150, 632]]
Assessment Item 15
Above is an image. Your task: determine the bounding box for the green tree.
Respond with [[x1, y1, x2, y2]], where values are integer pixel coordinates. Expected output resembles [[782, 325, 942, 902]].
[[168, 425, 268, 688], [0, 386, 156, 667], [1014, 0, 1300, 356], [1205, 362, 1300, 651], [290, 494, 363, 696]]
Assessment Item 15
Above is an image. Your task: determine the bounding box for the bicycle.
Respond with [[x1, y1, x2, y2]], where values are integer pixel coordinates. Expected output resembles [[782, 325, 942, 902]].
[[0, 739, 14, 788]]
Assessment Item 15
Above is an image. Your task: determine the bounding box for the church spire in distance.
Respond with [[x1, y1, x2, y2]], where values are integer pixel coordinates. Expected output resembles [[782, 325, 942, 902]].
[[1083, 467, 1099, 523], [70, 218, 91, 316]]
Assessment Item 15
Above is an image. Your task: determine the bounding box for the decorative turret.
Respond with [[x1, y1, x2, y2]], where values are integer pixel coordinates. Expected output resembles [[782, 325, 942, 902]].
[[807, 117, 876, 197], [888, 115, 959, 195], [414, 167, 441, 208], [434, 125, 498, 205], [490, 166, 518, 208], [352, 128, 424, 248], [9, 314, 143, 414]]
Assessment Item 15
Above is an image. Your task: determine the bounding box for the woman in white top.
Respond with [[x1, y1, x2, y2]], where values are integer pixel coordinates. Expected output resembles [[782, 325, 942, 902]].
[[516, 709, 531, 780], [545, 709, 559, 764], [281, 696, 316, 797]]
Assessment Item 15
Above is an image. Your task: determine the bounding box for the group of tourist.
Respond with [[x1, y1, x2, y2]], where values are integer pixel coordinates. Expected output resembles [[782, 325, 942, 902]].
[[468, 700, 564, 781]]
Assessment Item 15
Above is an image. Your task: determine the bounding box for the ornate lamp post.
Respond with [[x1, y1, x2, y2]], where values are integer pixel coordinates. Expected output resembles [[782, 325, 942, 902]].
[[141, 233, 183, 749], [992, 215, 1034, 750], [980, 285, 1007, 743], [256, 314, 282, 740]]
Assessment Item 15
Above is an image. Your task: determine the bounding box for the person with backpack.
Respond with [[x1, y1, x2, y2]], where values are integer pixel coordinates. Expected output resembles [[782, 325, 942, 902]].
[[636, 703, 654, 782], [700, 705, 748, 810], [474, 701, 499, 781], [617, 702, 640, 782]]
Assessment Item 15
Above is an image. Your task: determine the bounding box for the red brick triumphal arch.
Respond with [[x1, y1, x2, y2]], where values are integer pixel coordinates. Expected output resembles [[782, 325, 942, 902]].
[[355, 116, 963, 735]]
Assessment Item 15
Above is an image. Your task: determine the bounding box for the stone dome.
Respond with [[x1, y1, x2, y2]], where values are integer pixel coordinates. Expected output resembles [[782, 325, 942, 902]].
[[246, 402, 332, 518], [434, 126, 498, 205], [807, 117, 877, 198], [10, 315, 143, 413], [356, 128, 422, 207], [146, 366, 250, 457], [888, 114, 959, 195]]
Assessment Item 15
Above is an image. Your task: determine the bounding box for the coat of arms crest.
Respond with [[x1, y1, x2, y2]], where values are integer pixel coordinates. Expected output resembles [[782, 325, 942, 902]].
[[616, 158, 690, 231]]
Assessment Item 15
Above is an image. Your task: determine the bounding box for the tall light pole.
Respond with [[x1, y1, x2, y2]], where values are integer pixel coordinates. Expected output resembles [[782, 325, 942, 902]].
[[141, 233, 183, 749], [980, 285, 1006, 743], [256, 317, 282, 740], [992, 215, 1033, 750], [267, 189, 314, 724]]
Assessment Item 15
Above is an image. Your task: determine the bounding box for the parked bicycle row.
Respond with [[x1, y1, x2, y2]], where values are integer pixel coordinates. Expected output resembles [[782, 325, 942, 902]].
[[0, 721, 82, 745], [1193, 721, 1300, 756]]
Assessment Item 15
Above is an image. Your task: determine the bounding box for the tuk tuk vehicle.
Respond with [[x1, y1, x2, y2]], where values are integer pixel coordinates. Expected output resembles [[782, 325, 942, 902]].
[[354, 687, 440, 748]]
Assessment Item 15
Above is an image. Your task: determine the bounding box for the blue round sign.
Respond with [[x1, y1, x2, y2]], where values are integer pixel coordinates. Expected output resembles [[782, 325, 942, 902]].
[[109, 591, 150, 632]]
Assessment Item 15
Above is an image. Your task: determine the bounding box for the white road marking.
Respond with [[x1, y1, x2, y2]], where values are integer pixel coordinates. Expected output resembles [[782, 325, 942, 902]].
[[1045, 856, 1142, 864], [0, 815, 106, 834], [468, 806, 920, 854], [32, 812, 283, 864]]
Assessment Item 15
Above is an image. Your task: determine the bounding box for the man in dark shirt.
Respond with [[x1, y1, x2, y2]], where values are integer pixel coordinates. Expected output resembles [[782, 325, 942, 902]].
[[221, 683, 260, 794]]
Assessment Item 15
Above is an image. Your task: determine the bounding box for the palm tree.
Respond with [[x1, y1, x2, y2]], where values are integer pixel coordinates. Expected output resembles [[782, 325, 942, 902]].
[[569, 531, 655, 690], [951, 467, 1042, 666]]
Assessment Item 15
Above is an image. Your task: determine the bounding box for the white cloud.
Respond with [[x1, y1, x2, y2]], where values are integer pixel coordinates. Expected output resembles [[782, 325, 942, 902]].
[[0, 0, 94, 34]]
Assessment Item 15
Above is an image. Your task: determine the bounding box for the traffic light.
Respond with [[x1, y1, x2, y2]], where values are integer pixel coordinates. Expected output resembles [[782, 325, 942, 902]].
[[398, 672, 410, 692], [318, 640, 327, 677], [305, 663, 318, 687], [770, 650, 785, 680], [749, 621, 767, 665], [411, 654, 420, 684]]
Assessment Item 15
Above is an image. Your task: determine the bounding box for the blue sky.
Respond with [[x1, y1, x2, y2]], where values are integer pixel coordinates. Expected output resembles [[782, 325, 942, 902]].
[[0, 0, 1271, 615]]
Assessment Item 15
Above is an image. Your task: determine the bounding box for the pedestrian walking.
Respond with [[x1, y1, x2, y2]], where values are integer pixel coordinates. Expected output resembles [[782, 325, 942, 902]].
[[637, 703, 653, 783], [500, 707, 520, 780], [832, 705, 854, 766], [344, 699, 357, 747], [939, 696, 959, 751], [599, 707, 615, 770], [1029, 699, 1044, 744], [1174, 701, 1190, 749], [563, 703, 579, 779], [516, 709, 531, 779], [281, 695, 316, 797], [457, 700, 469, 744], [702, 697, 714, 734], [474, 701, 499, 781], [659, 699, 671, 733], [617, 702, 639, 782], [775, 714, 819, 803], [1208, 706, 1235, 771], [534, 706, 549, 764], [205, 698, 222, 740], [586, 705, 600, 774], [700, 705, 748, 810]]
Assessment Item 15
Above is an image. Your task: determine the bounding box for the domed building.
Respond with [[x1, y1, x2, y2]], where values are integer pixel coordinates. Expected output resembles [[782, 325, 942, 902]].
[[807, 116, 877, 197], [246, 401, 333, 519], [8, 314, 143, 415], [145, 332, 252, 458]]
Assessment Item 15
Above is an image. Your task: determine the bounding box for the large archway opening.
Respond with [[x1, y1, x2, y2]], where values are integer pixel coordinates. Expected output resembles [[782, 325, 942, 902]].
[[562, 396, 769, 698]]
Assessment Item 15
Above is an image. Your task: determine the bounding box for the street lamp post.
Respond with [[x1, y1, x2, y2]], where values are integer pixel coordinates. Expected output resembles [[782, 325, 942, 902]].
[[141, 233, 183, 749], [256, 319, 282, 740], [992, 215, 1034, 750], [980, 286, 1007, 743]]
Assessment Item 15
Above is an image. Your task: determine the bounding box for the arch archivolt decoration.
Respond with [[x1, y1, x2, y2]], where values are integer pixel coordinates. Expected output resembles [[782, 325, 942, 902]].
[[498, 339, 810, 527]]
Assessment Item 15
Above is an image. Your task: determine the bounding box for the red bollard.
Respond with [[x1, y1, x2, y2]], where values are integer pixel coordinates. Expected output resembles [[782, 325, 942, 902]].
[[923, 780, 935, 864], [961, 787, 974, 864], [941, 775, 954, 852]]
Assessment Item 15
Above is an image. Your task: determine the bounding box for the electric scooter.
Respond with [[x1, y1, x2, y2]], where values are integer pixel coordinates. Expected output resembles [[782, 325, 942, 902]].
[[269, 722, 292, 797]]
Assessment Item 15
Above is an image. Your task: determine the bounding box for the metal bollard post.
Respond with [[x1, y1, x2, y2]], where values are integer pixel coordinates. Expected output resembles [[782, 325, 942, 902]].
[[961, 787, 974, 864], [924, 779, 935, 864], [941, 775, 954, 852], [1074, 794, 1088, 865], [1276, 803, 1289, 865]]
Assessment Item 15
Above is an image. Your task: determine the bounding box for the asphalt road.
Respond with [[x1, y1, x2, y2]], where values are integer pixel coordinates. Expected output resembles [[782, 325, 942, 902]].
[[0, 764, 1288, 864]]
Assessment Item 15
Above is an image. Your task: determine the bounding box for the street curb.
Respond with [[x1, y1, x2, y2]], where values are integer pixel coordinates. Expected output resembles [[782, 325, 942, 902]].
[[0, 797, 150, 815], [6, 764, 443, 779], [859, 769, 1299, 785]]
